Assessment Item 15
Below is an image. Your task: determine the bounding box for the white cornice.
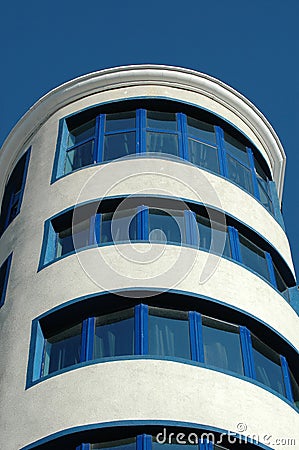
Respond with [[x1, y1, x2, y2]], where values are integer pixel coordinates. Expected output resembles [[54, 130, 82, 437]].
[[0, 65, 286, 200]]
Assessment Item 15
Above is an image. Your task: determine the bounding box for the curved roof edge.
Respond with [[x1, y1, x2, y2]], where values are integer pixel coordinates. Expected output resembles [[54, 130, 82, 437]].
[[0, 64, 286, 200]]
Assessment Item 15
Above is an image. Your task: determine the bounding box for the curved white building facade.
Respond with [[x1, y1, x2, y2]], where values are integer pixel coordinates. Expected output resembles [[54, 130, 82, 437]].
[[0, 65, 298, 450]]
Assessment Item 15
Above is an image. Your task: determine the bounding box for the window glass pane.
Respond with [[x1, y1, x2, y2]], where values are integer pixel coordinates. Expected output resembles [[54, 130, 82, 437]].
[[224, 132, 249, 164], [67, 119, 96, 147], [65, 140, 94, 173], [146, 132, 179, 157], [43, 323, 82, 375], [8, 192, 21, 222], [92, 437, 136, 450], [227, 155, 254, 194], [196, 215, 233, 258], [257, 179, 273, 214], [94, 308, 134, 359], [289, 369, 299, 409], [202, 317, 244, 375], [149, 308, 191, 359], [105, 112, 135, 133], [57, 218, 90, 257], [100, 209, 137, 244], [188, 139, 219, 173], [252, 335, 285, 396], [239, 234, 269, 281], [147, 111, 177, 131], [0, 259, 9, 303], [254, 157, 268, 181], [273, 262, 289, 300], [103, 132, 136, 161], [149, 209, 185, 244], [187, 116, 216, 144]]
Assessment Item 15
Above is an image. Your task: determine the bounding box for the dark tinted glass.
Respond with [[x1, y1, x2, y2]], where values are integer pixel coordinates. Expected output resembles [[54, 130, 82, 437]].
[[0, 259, 9, 304], [188, 139, 219, 173], [195, 216, 230, 257], [252, 335, 285, 396], [149, 308, 190, 359], [146, 132, 179, 156], [273, 262, 288, 297], [239, 234, 269, 281], [227, 155, 254, 194], [94, 309, 134, 359], [43, 323, 82, 375], [103, 132, 136, 161], [65, 140, 94, 173], [289, 369, 299, 409], [224, 132, 249, 164], [92, 437, 136, 450], [105, 112, 135, 132], [67, 119, 96, 147], [100, 209, 137, 243], [187, 117, 216, 144], [202, 317, 244, 375], [149, 209, 185, 244], [257, 179, 273, 214], [147, 111, 177, 131], [57, 218, 90, 257]]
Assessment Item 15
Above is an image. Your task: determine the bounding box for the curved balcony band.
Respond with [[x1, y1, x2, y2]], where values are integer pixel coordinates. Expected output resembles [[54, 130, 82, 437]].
[[26, 292, 299, 411], [52, 102, 282, 225], [39, 196, 295, 301]]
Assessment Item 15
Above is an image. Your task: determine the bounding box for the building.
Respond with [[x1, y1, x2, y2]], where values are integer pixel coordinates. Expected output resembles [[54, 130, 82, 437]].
[[0, 65, 298, 450]]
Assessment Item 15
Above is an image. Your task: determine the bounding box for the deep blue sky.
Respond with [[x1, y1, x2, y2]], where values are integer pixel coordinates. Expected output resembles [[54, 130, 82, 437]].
[[1, 0, 299, 276]]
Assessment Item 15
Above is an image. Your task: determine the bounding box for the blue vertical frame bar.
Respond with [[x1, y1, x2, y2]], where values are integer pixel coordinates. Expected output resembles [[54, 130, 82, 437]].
[[189, 311, 204, 362], [215, 126, 228, 177], [89, 215, 96, 246], [80, 317, 95, 362], [265, 252, 277, 288], [77, 444, 91, 450], [96, 114, 105, 162], [137, 109, 146, 154], [247, 147, 260, 200], [0, 253, 12, 308], [94, 213, 101, 245], [239, 326, 255, 378], [184, 210, 197, 246], [228, 226, 242, 262], [135, 304, 149, 355], [200, 439, 213, 450], [137, 206, 149, 241], [137, 434, 152, 450], [177, 113, 188, 160], [280, 356, 294, 402], [93, 115, 101, 164]]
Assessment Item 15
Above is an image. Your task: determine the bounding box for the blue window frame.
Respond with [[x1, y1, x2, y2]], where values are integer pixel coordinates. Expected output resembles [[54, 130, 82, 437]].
[[40, 199, 291, 300], [0, 148, 31, 236], [53, 106, 278, 218], [0, 254, 12, 309], [28, 303, 298, 408]]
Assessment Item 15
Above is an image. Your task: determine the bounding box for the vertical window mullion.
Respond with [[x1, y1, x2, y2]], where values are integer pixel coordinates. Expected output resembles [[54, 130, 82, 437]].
[[200, 438, 213, 450], [247, 147, 260, 200], [137, 205, 149, 241], [137, 434, 152, 450], [280, 356, 294, 402], [265, 252, 277, 288], [228, 226, 241, 262], [96, 114, 105, 163], [215, 126, 228, 177], [138, 109, 146, 154], [239, 326, 255, 378], [77, 443, 91, 450], [184, 210, 196, 246], [80, 317, 95, 362], [189, 311, 204, 362], [94, 213, 101, 245], [177, 113, 188, 160], [135, 304, 149, 355]]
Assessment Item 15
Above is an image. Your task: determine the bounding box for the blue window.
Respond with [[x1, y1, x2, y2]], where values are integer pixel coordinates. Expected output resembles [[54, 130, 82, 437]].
[[42, 322, 82, 376], [41, 199, 291, 300], [94, 309, 135, 359], [251, 334, 285, 396], [0, 254, 12, 309], [0, 148, 31, 235], [148, 308, 191, 359], [202, 317, 244, 375], [54, 106, 278, 218], [29, 302, 298, 408]]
